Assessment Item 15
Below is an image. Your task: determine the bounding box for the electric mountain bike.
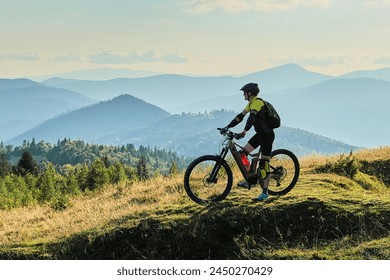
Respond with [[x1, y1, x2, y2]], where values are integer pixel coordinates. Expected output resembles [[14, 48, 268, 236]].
[[183, 128, 300, 205]]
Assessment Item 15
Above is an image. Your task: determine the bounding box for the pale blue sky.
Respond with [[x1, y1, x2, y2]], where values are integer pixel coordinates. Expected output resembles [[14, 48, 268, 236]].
[[1, 0, 390, 78]]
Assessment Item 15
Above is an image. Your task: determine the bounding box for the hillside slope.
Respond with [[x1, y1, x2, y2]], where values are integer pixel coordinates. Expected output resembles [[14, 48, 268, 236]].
[[0, 147, 389, 260], [8, 104, 357, 157], [9, 94, 171, 144], [0, 79, 95, 141]]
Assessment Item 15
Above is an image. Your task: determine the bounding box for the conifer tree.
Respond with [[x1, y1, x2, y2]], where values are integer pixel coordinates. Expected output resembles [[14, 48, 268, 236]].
[[86, 159, 110, 190], [169, 160, 179, 176], [109, 162, 127, 184], [0, 154, 11, 177], [37, 163, 57, 202], [137, 156, 149, 180], [14, 151, 37, 175]]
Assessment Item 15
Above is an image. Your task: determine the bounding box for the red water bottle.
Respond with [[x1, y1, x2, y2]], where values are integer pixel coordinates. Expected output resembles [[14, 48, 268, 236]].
[[240, 152, 250, 171]]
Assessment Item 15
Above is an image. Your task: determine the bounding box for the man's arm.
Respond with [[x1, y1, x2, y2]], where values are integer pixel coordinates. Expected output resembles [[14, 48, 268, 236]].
[[242, 109, 258, 134], [227, 110, 248, 128]]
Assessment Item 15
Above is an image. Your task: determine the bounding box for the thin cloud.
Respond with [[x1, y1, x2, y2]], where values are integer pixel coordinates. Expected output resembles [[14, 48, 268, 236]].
[[87, 50, 187, 64], [185, 0, 332, 13], [365, 0, 390, 7], [161, 53, 188, 63], [50, 53, 82, 62], [254, 0, 332, 11], [184, 0, 250, 13], [0, 52, 40, 61], [372, 56, 390, 65]]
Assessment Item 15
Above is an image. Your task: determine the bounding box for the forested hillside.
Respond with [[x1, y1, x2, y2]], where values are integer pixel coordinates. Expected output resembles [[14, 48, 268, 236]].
[[125, 111, 358, 157], [1, 138, 186, 167], [0, 139, 188, 210]]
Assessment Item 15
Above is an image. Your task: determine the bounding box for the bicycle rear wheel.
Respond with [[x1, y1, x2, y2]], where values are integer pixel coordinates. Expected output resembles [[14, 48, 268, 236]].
[[183, 155, 233, 205], [268, 149, 300, 196]]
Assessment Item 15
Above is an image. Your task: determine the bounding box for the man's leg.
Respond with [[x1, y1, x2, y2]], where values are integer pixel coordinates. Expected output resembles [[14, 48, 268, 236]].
[[255, 155, 271, 201], [237, 139, 258, 188], [255, 133, 275, 201], [242, 143, 255, 154]]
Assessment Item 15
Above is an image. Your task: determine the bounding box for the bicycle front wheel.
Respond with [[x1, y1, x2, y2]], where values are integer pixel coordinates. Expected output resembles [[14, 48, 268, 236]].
[[268, 149, 300, 196], [183, 155, 233, 205]]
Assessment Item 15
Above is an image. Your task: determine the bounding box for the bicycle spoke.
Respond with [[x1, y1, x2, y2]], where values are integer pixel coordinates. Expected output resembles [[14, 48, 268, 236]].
[[184, 155, 232, 204], [268, 149, 299, 195]]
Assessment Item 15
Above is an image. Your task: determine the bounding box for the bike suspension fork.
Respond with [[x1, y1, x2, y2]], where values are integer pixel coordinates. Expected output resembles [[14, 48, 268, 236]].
[[208, 148, 229, 182]]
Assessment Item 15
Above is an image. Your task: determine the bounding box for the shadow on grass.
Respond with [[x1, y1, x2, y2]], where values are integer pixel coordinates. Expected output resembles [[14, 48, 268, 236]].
[[3, 197, 386, 260]]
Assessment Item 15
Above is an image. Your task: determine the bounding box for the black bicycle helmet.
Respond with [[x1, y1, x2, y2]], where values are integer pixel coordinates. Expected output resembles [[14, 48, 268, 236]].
[[240, 83, 259, 96]]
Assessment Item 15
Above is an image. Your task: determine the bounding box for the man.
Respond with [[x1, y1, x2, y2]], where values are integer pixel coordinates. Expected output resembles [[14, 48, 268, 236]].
[[222, 83, 275, 201]]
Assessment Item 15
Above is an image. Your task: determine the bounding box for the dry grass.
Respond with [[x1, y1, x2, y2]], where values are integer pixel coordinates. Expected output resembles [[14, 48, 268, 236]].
[[354, 146, 390, 161], [299, 146, 390, 167], [0, 147, 389, 259], [0, 175, 191, 246]]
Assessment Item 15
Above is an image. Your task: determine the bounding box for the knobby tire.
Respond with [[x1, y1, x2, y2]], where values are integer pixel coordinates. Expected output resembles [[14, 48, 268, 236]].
[[267, 149, 300, 196], [183, 155, 233, 205]]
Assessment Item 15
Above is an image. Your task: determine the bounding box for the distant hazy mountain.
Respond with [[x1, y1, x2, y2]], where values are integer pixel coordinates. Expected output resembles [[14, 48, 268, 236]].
[[40, 63, 334, 113], [174, 76, 390, 148], [173, 94, 240, 113], [3, 63, 389, 150], [270, 78, 390, 147], [0, 78, 41, 90], [340, 67, 390, 81], [0, 79, 95, 141], [8, 97, 357, 157], [42, 75, 239, 110], [9, 94, 170, 144], [96, 110, 357, 157], [34, 64, 390, 86], [29, 67, 162, 81], [241, 63, 334, 94]]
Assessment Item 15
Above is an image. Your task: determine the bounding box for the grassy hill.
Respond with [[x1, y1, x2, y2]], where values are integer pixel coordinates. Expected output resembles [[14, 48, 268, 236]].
[[0, 147, 389, 260]]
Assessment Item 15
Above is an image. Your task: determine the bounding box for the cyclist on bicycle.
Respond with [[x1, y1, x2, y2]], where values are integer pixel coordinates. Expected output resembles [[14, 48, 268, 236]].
[[221, 82, 275, 201]]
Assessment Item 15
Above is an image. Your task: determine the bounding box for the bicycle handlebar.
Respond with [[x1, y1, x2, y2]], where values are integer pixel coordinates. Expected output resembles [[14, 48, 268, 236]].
[[217, 128, 243, 140]]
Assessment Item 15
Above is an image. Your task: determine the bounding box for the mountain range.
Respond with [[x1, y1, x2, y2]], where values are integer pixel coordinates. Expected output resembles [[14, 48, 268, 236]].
[[41, 63, 333, 112], [7, 95, 357, 157], [0, 79, 95, 141], [1, 63, 389, 153], [270, 78, 390, 147], [9, 95, 169, 144], [28, 67, 162, 81]]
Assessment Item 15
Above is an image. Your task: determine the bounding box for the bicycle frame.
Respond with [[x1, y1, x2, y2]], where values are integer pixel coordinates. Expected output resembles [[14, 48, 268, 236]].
[[214, 136, 261, 182]]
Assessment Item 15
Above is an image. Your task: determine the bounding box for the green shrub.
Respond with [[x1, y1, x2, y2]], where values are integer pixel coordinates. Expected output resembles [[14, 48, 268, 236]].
[[314, 152, 361, 178], [86, 159, 110, 190], [51, 196, 71, 211]]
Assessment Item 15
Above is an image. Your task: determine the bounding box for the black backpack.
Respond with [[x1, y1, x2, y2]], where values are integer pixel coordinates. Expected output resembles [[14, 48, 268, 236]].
[[258, 98, 281, 129]]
